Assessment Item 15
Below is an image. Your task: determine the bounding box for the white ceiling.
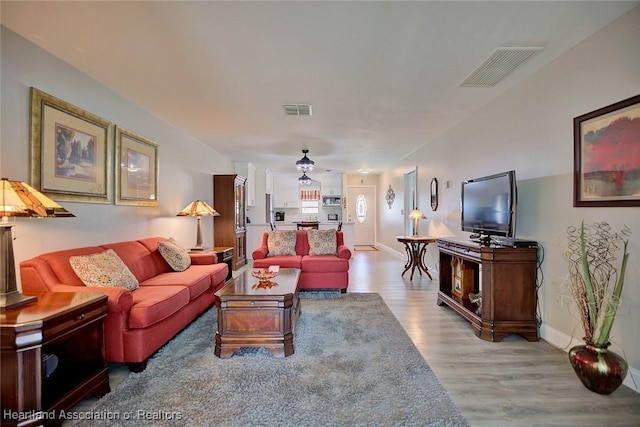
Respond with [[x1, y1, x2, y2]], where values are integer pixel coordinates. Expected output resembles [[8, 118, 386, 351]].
[[2, 1, 637, 174]]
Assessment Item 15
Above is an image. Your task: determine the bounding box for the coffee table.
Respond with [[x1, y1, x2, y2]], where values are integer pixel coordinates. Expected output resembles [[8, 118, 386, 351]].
[[214, 267, 301, 358]]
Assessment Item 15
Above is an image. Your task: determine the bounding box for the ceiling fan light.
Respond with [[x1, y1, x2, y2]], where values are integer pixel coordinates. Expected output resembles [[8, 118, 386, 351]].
[[295, 149, 315, 171], [298, 172, 313, 186]]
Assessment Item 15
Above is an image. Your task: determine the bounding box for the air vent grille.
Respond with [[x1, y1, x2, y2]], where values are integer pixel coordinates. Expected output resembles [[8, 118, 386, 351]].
[[459, 47, 543, 88], [283, 104, 312, 116]]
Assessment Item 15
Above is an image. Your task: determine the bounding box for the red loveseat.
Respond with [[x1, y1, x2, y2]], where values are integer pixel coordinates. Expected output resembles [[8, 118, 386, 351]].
[[251, 230, 351, 292], [19, 237, 228, 371]]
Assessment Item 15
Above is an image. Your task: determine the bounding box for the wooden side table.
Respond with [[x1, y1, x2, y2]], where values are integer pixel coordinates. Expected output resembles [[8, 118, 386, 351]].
[[1, 292, 110, 426], [212, 246, 234, 283], [396, 235, 436, 281]]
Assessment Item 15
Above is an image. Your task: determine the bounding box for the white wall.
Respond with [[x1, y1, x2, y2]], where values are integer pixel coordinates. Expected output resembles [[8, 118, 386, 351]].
[[378, 7, 640, 391], [1, 27, 234, 271]]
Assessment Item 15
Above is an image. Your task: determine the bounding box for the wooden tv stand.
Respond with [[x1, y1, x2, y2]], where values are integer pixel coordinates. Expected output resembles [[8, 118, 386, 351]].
[[436, 237, 539, 342]]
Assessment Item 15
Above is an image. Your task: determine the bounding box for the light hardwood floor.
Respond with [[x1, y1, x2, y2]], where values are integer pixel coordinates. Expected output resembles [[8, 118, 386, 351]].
[[347, 247, 640, 427], [74, 247, 640, 426]]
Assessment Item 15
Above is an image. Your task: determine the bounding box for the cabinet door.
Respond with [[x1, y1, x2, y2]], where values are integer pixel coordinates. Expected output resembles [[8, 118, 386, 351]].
[[273, 173, 299, 208], [235, 176, 246, 229]]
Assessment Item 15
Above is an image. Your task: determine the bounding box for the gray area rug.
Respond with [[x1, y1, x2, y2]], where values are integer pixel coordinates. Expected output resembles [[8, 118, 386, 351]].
[[77, 293, 468, 426]]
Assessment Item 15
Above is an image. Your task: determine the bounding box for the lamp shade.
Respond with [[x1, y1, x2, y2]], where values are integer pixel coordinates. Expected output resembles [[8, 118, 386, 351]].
[[176, 200, 219, 217], [1, 178, 75, 311], [408, 209, 427, 220], [1, 178, 75, 218]]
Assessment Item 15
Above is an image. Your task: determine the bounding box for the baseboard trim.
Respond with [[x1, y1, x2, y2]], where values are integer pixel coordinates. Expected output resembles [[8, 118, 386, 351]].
[[541, 324, 639, 393]]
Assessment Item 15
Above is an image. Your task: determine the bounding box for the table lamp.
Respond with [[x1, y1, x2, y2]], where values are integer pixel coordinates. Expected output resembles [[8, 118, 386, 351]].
[[177, 200, 219, 251], [1, 178, 75, 310], [408, 208, 427, 237]]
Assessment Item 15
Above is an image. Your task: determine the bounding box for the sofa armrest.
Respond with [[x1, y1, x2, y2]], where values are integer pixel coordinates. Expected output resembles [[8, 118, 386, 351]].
[[51, 284, 134, 314], [337, 245, 352, 260], [190, 252, 218, 265], [252, 246, 269, 260]]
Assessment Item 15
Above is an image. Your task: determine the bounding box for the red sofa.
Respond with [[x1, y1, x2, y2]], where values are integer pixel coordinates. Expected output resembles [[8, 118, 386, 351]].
[[19, 237, 228, 371], [251, 230, 351, 292]]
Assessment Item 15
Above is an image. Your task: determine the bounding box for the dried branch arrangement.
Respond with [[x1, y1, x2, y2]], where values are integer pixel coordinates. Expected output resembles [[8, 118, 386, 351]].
[[564, 221, 631, 347]]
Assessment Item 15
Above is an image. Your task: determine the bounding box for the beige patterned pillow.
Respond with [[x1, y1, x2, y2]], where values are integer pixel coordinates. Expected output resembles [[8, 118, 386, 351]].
[[69, 249, 139, 291], [308, 229, 337, 256], [158, 237, 192, 272], [267, 230, 297, 256]]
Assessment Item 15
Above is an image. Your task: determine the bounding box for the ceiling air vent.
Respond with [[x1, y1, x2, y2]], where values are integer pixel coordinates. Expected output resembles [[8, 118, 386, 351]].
[[283, 104, 312, 116], [459, 47, 543, 88]]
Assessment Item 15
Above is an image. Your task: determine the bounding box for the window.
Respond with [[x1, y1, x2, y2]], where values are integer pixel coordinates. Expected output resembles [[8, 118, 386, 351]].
[[356, 194, 367, 223]]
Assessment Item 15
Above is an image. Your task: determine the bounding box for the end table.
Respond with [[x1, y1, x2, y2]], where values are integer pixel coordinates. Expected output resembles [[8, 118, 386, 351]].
[[1, 292, 109, 426]]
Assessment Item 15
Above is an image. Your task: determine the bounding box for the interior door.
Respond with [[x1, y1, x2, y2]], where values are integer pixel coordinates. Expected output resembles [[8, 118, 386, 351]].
[[347, 186, 376, 246]]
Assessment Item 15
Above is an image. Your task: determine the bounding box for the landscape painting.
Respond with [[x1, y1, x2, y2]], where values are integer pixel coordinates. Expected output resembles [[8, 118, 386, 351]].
[[574, 94, 640, 207], [55, 124, 97, 181], [30, 87, 113, 204]]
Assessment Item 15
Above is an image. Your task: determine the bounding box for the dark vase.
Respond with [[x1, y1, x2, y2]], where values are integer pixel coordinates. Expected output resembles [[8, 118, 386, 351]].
[[568, 341, 628, 395]]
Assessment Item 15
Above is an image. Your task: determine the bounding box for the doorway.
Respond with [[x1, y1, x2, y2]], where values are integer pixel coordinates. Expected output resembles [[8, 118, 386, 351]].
[[404, 169, 417, 236], [347, 186, 376, 246]]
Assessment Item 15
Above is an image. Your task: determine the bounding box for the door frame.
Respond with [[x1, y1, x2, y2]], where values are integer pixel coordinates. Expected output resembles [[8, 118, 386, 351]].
[[404, 167, 417, 236], [346, 184, 377, 246]]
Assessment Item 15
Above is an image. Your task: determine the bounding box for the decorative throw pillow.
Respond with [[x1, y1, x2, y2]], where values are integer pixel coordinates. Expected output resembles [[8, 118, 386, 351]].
[[308, 229, 337, 256], [267, 230, 297, 256], [158, 237, 192, 272], [69, 249, 139, 291]]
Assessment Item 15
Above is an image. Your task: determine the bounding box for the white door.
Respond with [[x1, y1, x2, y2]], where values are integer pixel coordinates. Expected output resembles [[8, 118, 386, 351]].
[[347, 186, 376, 246]]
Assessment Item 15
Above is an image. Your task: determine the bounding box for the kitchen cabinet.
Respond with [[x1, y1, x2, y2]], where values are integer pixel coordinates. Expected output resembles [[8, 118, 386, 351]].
[[273, 173, 299, 208], [321, 172, 343, 196], [214, 174, 247, 270]]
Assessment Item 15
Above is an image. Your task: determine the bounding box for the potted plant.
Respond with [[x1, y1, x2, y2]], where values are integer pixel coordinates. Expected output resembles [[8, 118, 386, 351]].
[[564, 221, 631, 394]]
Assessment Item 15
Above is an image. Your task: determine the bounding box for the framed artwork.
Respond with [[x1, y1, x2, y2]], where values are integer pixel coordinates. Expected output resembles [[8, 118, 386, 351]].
[[115, 126, 159, 206], [29, 87, 113, 203], [574, 94, 640, 207]]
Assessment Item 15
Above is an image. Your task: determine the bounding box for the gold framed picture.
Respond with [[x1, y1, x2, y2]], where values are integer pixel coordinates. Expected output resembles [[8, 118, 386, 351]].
[[115, 126, 159, 206], [29, 87, 113, 204]]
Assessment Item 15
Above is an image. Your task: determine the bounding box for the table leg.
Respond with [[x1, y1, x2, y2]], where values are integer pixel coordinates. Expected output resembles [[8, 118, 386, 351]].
[[401, 243, 413, 277], [417, 242, 433, 280]]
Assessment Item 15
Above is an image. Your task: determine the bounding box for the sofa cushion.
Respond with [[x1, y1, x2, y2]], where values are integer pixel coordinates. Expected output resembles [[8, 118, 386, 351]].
[[157, 238, 191, 272], [101, 241, 164, 283], [301, 255, 350, 273], [267, 230, 297, 256], [140, 265, 216, 300], [253, 255, 303, 269], [69, 249, 139, 291], [128, 285, 190, 329], [307, 229, 337, 256]]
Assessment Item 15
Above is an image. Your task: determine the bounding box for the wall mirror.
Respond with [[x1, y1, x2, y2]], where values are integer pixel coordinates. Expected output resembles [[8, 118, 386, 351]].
[[430, 178, 438, 211]]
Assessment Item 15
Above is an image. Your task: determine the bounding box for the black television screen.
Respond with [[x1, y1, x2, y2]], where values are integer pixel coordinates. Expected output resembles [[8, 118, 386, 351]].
[[461, 170, 516, 241]]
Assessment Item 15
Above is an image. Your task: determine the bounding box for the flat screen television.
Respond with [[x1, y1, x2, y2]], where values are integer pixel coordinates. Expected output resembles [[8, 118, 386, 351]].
[[461, 170, 517, 244]]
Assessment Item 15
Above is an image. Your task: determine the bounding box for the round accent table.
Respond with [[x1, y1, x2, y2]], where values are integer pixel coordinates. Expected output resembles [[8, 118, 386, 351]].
[[396, 235, 436, 281]]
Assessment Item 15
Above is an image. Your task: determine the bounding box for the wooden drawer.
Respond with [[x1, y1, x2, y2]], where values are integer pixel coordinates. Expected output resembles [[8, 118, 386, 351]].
[[42, 301, 107, 343]]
